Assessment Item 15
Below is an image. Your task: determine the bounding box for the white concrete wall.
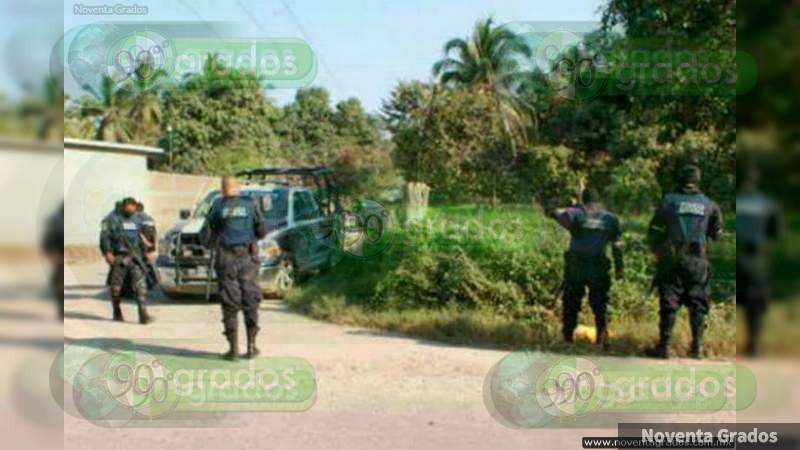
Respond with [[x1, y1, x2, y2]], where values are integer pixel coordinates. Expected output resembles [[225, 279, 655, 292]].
[[0, 146, 63, 248], [147, 171, 217, 233], [0, 142, 218, 262], [63, 148, 151, 246]]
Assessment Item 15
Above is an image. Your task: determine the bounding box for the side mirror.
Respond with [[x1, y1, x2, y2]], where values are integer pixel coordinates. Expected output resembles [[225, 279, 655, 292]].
[[179, 209, 191, 220]]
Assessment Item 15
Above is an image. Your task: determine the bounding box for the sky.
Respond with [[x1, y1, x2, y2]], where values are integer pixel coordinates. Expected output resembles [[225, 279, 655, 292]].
[[1, 0, 604, 112]]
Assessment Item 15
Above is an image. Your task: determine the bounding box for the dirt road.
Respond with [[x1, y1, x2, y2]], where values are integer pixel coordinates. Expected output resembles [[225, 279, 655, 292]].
[[63, 262, 737, 450]]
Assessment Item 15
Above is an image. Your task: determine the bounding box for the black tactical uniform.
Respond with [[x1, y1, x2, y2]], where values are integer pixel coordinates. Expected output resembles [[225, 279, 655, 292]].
[[43, 203, 64, 320], [550, 189, 624, 348], [647, 166, 722, 358], [208, 194, 268, 360], [736, 166, 780, 356], [99, 199, 153, 324]]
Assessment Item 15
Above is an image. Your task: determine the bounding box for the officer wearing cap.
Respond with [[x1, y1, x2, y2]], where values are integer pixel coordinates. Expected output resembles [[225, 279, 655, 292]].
[[548, 187, 624, 349], [207, 176, 268, 360], [646, 164, 722, 358], [99, 197, 154, 324]]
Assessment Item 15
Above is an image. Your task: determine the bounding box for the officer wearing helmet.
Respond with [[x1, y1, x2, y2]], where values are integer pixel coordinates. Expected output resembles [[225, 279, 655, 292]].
[[548, 187, 624, 349], [646, 164, 723, 358]]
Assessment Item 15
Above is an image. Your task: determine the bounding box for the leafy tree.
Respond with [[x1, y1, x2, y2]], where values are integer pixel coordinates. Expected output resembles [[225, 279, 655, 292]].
[[278, 87, 336, 149], [80, 75, 132, 142], [388, 85, 512, 202], [128, 60, 167, 144], [380, 81, 431, 135], [332, 98, 380, 145], [64, 97, 95, 139], [17, 76, 64, 141], [432, 17, 532, 154], [160, 55, 281, 174]]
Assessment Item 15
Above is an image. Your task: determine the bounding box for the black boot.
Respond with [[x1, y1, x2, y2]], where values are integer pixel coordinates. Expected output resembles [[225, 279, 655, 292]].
[[646, 312, 675, 359], [645, 341, 670, 359], [596, 328, 610, 351], [112, 298, 124, 322], [246, 327, 260, 359], [595, 314, 610, 351], [745, 307, 764, 357], [690, 341, 702, 359], [137, 301, 154, 325], [689, 312, 705, 359], [223, 330, 238, 361]]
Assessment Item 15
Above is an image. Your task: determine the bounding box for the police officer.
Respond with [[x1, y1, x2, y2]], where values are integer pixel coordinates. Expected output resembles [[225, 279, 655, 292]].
[[207, 176, 268, 360], [646, 164, 722, 358], [548, 187, 624, 349], [43, 202, 64, 320], [136, 201, 160, 289], [736, 163, 780, 356], [99, 197, 154, 324]]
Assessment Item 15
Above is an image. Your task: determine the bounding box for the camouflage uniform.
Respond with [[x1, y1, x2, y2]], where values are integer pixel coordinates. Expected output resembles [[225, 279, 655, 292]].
[[208, 195, 268, 359], [552, 200, 623, 346], [647, 168, 722, 358], [736, 189, 780, 356], [99, 210, 152, 323]]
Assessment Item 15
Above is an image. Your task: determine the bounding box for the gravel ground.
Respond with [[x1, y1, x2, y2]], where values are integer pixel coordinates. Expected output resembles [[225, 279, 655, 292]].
[[60, 262, 762, 450]]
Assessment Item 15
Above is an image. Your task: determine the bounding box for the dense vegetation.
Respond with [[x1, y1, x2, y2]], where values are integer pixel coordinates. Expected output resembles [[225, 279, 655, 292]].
[[287, 206, 737, 357], [58, 0, 738, 214], [47, 1, 762, 355], [383, 1, 736, 211], [63, 56, 399, 199]]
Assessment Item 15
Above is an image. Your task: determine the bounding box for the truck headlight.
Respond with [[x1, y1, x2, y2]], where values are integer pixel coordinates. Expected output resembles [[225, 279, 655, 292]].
[[159, 234, 176, 259], [259, 240, 282, 261]]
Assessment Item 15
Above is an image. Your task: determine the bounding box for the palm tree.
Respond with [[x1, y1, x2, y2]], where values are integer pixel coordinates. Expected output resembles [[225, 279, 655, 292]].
[[17, 76, 65, 141], [432, 17, 532, 204], [81, 75, 132, 142], [129, 60, 167, 144], [64, 95, 95, 139], [432, 17, 532, 154]]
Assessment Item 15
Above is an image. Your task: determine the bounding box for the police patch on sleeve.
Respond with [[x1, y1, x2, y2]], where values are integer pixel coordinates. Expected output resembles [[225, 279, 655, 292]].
[[678, 202, 705, 216]]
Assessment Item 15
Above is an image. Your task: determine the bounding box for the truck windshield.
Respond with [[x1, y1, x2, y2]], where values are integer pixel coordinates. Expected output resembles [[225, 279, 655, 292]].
[[193, 189, 289, 223]]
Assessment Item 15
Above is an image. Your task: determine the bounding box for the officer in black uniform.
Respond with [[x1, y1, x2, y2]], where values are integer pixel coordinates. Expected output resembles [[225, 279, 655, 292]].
[[736, 163, 780, 356], [43, 202, 64, 320], [207, 176, 268, 360], [136, 201, 160, 289], [99, 197, 154, 324], [548, 187, 624, 349], [646, 164, 722, 358]]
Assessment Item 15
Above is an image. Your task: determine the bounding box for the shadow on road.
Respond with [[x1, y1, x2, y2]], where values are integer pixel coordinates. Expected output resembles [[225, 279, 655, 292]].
[[64, 285, 106, 291], [345, 328, 650, 358], [64, 337, 224, 360], [0, 335, 63, 350], [63, 311, 110, 322]]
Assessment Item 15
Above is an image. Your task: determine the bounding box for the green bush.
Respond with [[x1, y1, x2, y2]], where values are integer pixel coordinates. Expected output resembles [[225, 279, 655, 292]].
[[287, 206, 736, 357], [514, 145, 584, 206], [605, 157, 661, 214]]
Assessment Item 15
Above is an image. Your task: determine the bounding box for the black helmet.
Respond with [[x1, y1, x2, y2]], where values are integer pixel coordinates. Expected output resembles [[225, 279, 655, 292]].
[[680, 164, 702, 186], [582, 187, 601, 204]]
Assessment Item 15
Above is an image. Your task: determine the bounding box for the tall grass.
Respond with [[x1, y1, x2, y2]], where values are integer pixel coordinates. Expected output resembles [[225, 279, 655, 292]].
[[286, 205, 736, 358]]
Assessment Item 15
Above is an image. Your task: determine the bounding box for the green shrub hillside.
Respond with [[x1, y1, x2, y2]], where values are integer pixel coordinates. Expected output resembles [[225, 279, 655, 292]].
[[287, 205, 736, 358]]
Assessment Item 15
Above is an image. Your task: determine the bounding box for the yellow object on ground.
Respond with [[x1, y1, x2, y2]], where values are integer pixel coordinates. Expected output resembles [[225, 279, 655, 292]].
[[573, 325, 596, 343], [573, 325, 617, 343]]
